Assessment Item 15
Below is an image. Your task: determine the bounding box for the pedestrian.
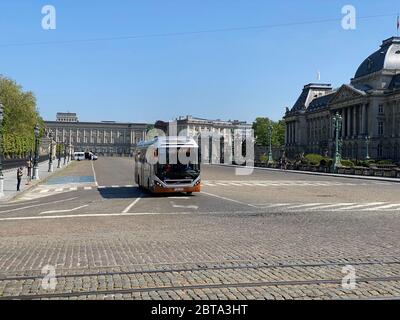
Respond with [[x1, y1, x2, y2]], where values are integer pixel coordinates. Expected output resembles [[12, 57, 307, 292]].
[[26, 159, 32, 185], [17, 167, 23, 191]]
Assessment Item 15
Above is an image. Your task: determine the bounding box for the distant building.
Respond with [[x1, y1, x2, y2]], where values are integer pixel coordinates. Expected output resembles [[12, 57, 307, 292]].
[[155, 115, 252, 139], [56, 112, 79, 123], [154, 116, 253, 163], [284, 37, 400, 161], [45, 114, 148, 156]]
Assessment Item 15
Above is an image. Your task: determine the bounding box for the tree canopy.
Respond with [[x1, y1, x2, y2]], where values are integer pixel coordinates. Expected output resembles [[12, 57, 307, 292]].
[[0, 76, 44, 158], [252, 117, 285, 147]]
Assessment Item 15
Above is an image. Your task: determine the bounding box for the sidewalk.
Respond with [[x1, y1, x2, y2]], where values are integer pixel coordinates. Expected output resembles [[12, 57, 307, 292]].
[[0, 158, 71, 202]]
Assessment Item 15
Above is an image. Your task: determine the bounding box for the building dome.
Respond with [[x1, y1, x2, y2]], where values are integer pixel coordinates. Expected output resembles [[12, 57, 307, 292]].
[[354, 37, 400, 79]]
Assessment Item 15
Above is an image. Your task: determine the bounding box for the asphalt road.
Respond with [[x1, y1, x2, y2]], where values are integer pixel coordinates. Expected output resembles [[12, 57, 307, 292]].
[[0, 157, 399, 300]]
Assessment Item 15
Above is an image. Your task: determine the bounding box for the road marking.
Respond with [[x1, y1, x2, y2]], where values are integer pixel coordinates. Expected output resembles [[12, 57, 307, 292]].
[[0, 200, 39, 207], [69, 187, 78, 191], [201, 191, 256, 208], [172, 204, 199, 210], [0, 197, 78, 214], [91, 161, 98, 187], [254, 203, 292, 208], [285, 203, 324, 210], [304, 203, 356, 211], [168, 197, 190, 200], [84, 187, 92, 190], [364, 203, 400, 210], [40, 204, 89, 215], [335, 202, 387, 211], [39, 189, 49, 194], [122, 197, 142, 213], [0, 211, 196, 221]]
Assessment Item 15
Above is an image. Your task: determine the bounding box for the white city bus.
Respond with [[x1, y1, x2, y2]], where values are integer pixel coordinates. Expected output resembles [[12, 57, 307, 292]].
[[134, 136, 201, 194]]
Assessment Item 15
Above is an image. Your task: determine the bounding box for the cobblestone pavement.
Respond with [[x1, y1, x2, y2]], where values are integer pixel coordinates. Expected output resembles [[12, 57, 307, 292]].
[[0, 157, 399, 299]]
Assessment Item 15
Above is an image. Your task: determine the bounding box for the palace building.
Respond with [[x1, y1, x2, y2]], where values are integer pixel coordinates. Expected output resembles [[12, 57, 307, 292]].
[[284, 37, 400, 161], [45, 113, 148, 156]]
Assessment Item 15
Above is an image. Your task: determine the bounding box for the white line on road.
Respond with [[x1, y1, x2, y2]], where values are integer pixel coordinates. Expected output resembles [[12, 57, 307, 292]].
[[0, 197, 78, 214], [0, 211, 196, 221], [364, 203, 400, 210], [253, 203, 292, 208], [303, 203, 356, 211], [285, 203, 325, 210], [335, 202, 387, 211], [91, 160, 98, 187], [168, 197, 190, 200], [201, 191, 256, 208], [40, 204, 89, 215], [122, 196, 142, 213], [172, 204, 199, 209]]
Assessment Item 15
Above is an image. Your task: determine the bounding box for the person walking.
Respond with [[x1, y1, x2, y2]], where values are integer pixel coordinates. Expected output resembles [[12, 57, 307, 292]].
[[17, 167, 23, 191], [26, 159, 32, 185]]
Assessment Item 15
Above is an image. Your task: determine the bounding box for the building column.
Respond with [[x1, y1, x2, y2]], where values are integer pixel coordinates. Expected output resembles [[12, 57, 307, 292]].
[[392, 102, 396, 137], [352, 106, 357, 137], [340, 109, 344, 138], [361, 104, 366, 136], [285, 123, 289, 145], [346, 107, 351, 139]]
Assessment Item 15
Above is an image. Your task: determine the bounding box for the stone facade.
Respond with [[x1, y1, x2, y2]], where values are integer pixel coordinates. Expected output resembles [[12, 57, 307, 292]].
[[284, 37, 400, 162], [45, 115, 148, 156], [158, 115, 253, 139]]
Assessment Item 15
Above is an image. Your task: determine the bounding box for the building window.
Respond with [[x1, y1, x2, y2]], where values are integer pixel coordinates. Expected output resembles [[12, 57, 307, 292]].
[[378, 104, 384, 114], [378, 121, 384, 136]]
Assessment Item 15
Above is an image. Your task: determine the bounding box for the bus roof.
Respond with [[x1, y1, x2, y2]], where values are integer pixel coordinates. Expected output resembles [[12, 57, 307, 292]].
[[137, 136, 198, 149]]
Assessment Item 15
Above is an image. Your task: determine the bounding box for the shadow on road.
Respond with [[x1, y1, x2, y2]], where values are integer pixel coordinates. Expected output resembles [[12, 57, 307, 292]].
[[98, 186, 196, 199], [97, 187, 144, 199]]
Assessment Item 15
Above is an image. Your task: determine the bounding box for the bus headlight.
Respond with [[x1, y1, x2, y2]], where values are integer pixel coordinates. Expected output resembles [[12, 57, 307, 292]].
[[194, 179, 201, 186], [154, 181, 163, 187]]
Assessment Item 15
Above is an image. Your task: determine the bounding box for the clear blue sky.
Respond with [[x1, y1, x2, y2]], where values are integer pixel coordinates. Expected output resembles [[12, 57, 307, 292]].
[[0, 0, 399, 123]]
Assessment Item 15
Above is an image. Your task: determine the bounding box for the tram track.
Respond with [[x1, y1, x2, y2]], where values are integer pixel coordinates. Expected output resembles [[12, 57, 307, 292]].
[[1, 258, 400, 300], [1, 275, 400, 300], [1, 258, 400, 282]]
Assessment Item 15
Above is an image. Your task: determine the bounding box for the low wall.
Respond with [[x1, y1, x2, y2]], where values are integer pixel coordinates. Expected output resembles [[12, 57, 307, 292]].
[[254, 162, 400, 179]]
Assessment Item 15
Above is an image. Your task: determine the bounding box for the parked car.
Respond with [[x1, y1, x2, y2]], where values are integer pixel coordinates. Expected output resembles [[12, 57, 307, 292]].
[[73, 152, 85, 161]]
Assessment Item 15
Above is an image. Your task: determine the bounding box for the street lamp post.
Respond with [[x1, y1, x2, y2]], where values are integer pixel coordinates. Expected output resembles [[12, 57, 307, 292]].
[[63, 141, 67, 166], [0, 103, 4, 197], [48, 130, 54, 172], [32, 124, 40, 180], [332, 113, 343, 173], [267, 124, 273, 164], [57, 143, 62, 168], [365, 135, 370, 160]]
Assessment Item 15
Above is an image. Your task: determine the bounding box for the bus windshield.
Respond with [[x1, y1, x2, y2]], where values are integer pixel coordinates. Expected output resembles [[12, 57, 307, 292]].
[[155, 147, 200, 180]]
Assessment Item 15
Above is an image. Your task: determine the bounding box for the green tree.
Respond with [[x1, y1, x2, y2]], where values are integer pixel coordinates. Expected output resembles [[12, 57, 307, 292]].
[[0, 76, 44, 158], [252, 117, 285, 147]]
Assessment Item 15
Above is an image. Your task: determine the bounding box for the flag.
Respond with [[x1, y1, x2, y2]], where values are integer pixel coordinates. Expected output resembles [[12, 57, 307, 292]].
[[398, 14, 400, 32]]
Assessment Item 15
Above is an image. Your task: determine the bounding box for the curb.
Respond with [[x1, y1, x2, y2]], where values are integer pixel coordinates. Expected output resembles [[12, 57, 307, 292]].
[[211, 163, 400, 184]]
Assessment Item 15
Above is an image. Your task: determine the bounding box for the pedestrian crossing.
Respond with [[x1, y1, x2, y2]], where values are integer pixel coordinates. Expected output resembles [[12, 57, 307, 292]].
[[250, 202, 400, 212], [202, 180, 377, 187], [16, 184, 135, 201]]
